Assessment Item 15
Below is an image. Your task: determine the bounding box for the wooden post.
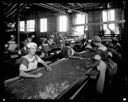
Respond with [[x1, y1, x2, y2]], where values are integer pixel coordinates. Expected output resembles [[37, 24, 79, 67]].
[[16, 3, 20, 48]]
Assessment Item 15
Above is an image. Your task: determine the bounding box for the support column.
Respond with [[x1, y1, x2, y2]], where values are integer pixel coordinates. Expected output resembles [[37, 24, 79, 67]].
[[16, 3, 20, 48]]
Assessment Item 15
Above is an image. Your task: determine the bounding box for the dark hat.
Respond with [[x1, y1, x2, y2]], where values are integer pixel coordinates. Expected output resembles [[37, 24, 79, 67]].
[[41, 38, 47, 42], [50, 35, 55, 38], [92, 36, 102, 43]]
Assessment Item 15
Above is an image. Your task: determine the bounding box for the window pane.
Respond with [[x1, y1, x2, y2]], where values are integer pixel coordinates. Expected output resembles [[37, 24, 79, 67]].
[[75, 13, 86, 24], [103, 23, 115, 34], [73, 26, 84, 36], [102, 10, 115, 22], [40, 18, 47, 32], [103, 24, 110, 34], [108, 10, 115, 21], [102, 11, 107, 22], [109, 23, 115, 30], [26, 20, 35, 32], [20, 21, 25, 31], [59, 15, 67, 32]]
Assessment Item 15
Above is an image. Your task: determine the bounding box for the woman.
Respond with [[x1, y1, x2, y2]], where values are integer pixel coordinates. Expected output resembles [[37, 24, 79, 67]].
[[18, 42, 51, 78], [63, 40, 82, 59], [4, 35, 17, 51], [87, 36, 108, 94]]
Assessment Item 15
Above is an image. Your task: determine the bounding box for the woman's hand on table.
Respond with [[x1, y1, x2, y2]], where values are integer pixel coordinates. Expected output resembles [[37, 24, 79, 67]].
[[34, 73, 42, 78], [79, 57, 84, 60], [46, 66, 52, 71]]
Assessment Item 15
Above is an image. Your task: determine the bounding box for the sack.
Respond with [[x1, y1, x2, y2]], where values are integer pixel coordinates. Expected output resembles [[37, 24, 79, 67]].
[[108, 58, 118, 76]]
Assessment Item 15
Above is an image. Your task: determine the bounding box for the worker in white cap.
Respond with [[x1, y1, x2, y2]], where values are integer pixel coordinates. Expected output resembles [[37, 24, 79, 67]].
[[18, 42, 52, 78], [4, 35, 17, 51]]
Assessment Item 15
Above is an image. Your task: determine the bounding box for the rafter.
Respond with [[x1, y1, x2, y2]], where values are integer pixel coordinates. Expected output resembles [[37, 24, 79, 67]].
[[33, 3, 66, 14], [6, 3, 26, 18], [57, 3, 85, 13]]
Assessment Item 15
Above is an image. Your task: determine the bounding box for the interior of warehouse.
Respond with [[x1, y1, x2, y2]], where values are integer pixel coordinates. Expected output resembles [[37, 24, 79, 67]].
[[1, 1, 128, 102]]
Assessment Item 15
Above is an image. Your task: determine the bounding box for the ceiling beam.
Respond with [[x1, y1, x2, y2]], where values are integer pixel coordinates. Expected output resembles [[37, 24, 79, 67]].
[[76, 3, 84, 8], [68, 3, 75, 6], [6, 3, 25, 18], [4, 3, 17, 16], [33, 3, 66, 13], [56, 3, 85, 13]]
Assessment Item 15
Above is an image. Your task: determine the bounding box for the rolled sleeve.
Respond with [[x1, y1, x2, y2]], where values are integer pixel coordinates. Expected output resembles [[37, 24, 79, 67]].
[[19, 64, 27, 71]]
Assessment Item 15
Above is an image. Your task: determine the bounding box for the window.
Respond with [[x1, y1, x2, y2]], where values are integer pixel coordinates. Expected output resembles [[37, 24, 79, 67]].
[[102, 10, 115, 22], [20, 21, 25, 31], [102, 9, 117, 34], [26, 20, 35, 32], [72, 13, 88, 36], [58, 15, 68, 32], [40, 18, 47, 32], [75, 13, 86, 25], [74, 13, 88, 25], [73, 26, 85, 36]]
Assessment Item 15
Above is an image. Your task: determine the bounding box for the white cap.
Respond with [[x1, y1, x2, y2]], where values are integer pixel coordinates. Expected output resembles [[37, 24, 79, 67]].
[[27, 42, 37, 48], [10, 35, 15, 38], [70, 40, 75, 44]]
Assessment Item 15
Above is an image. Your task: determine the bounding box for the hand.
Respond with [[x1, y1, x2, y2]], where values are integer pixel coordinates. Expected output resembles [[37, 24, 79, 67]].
[[34, 73, 42, 78], [79, 57, 83, 60], [86, 63, 91, 68], [46, 67, 52, 71], [86, 65, 91, 68]]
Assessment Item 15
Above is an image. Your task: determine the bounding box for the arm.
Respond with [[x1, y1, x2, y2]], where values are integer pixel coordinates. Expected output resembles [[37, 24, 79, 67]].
[[19, 64, 42, 78], [86, 60, 100, 68], [68, 48, 83, 59], [86, 55, 101, 68], [38, 57, 52, 71], [69, 55, 83, 59]]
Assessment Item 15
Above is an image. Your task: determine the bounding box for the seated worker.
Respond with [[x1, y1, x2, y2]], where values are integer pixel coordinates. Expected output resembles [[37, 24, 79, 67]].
[[47, 35, 56, 49], [39, 38, 50, 58], [18, 42, 52, 78], [54, 39, 65, 59], [19, 35, 35, 56], [4, 35, 18, 52], [62, 40, 82, 59]]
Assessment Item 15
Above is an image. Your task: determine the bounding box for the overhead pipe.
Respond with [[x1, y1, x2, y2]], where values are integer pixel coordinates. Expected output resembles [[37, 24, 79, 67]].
[[46, 3, 66, 11], [76, 3, 84, 8], [68, 3, 75, 6], [46, 3, 84, 13], [56, 3, 85, 13], [33, 3, 66, 13], [39, 3, 66, 13]]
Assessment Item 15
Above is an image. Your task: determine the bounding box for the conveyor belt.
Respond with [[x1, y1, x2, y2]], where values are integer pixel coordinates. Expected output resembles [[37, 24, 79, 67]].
[[4, 57, 96, 99]]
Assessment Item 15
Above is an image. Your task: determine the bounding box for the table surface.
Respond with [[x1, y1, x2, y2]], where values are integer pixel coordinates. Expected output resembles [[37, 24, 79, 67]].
[[4, 51, 97, 99]]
